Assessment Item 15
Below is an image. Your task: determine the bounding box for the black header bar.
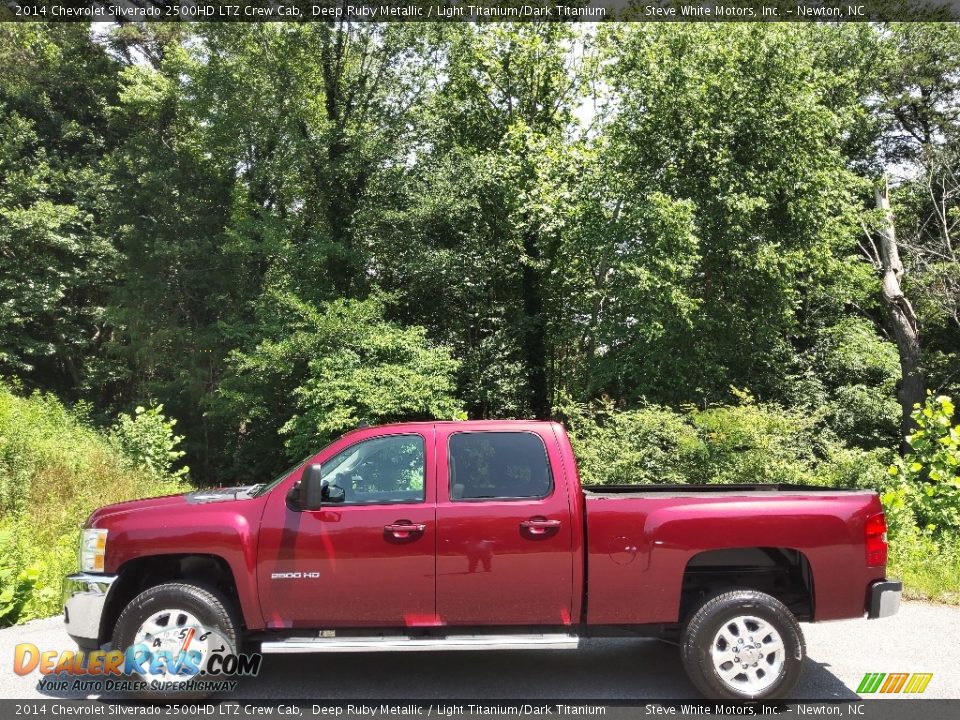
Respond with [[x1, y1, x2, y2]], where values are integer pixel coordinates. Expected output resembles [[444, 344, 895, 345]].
[[1, 0, 959, 23]]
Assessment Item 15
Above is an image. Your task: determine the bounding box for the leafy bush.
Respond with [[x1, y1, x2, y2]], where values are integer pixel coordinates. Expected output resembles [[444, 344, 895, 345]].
[[563, 387, 958, 603], [825, 383, 901, 450], [557, 393, 703, 486], [785, 319, 901, 449], [0, 382, 188, 624], [687, 391, 821, 485], [111, 404, 188, 478], [0, 524, 38, 626], [814, 445, 896, 490], [814, 318, 901, 389], [561, 388, 890, 490], [889, 394, 960, 537]]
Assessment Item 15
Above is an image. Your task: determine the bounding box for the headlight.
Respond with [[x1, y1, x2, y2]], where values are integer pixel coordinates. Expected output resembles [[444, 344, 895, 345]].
[[80, 529, 108, 573]]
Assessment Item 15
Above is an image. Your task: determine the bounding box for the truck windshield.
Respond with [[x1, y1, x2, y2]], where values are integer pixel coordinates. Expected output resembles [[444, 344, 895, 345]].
[[250, 455, 311, 497]]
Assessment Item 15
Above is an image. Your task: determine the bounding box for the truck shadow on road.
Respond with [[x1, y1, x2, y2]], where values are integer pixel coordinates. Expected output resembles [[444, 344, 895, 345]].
[[28, 639, 857, 701], [202, 639, 859, 701]]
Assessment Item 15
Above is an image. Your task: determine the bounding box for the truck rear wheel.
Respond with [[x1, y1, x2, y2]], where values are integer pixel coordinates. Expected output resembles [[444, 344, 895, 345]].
[[680, 589, 805, 700], [112, 582, 240, 698]]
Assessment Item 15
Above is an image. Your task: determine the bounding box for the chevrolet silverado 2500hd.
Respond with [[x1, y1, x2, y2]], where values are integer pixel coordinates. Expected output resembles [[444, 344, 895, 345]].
[[63, 420, 901, 699]]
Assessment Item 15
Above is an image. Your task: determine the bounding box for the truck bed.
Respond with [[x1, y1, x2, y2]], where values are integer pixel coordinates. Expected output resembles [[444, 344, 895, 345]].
[[581, 482, 885, 626]]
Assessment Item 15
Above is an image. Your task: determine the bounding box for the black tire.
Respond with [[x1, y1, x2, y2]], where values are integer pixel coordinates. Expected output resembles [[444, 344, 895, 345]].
[[111, 582, 240, 698], [680, 589, 805, 700]]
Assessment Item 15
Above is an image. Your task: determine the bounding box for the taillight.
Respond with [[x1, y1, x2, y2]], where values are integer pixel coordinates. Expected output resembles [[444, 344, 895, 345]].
[[865, 512, 888, 567]]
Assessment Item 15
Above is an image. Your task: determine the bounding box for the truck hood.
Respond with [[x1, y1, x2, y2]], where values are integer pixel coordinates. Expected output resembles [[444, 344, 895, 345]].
[[87, 485, 258, 525]]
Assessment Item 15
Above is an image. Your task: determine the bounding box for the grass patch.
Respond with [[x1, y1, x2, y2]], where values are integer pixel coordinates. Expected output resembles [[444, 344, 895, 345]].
[[0, 383, 188, 624], [888, 532, 960, 606]]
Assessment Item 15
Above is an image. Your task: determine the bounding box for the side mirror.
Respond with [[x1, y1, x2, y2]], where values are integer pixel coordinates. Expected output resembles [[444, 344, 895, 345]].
[[301, 464, 325, 511]]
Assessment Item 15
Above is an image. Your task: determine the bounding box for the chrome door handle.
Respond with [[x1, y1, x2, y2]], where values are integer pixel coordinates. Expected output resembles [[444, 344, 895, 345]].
[[384, 522, 426, 538], [520, 518, 561, 535]]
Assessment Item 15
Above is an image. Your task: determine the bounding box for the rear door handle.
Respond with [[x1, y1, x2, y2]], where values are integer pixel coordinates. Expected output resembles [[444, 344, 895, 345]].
[[520, 518, 561, 535], [384, 521, 426, 538]]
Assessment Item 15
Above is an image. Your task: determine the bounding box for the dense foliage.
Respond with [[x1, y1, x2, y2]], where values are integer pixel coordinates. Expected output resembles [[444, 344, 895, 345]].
[[1, 23, 960, 609]]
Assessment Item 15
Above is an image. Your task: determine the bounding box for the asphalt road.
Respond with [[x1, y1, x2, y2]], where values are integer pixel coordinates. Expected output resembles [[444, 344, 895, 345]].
[[1, 601, 957, 700]]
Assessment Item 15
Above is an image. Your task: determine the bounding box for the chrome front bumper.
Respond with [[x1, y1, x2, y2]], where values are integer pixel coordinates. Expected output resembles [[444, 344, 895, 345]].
[[62, 572, 118, 647], [867, 578, 902, 619]]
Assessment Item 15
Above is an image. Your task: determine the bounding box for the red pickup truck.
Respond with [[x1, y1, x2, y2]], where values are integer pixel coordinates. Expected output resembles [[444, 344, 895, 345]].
[[63, 420, 900, 700]]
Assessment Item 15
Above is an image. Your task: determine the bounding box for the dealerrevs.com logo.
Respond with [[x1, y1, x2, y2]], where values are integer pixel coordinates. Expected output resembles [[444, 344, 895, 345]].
[[13, 623, 262, 694]]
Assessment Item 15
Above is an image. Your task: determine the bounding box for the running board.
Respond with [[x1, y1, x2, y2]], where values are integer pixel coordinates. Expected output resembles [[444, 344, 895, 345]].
[[260, 633, 580, 654]]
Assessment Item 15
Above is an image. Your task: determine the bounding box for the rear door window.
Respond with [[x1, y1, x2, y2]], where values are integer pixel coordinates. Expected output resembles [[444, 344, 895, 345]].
[[448, 431, 552, 501]]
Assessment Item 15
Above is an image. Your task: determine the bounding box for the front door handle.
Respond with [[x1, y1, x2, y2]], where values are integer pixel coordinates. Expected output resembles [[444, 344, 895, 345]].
[[520, 518, 562, 535], [384, 521, 426, 539]]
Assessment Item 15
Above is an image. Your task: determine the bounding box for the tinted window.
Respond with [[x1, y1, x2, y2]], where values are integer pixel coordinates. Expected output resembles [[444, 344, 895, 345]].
[[321, 434, 425, 505], [448, 432, 552, 501]]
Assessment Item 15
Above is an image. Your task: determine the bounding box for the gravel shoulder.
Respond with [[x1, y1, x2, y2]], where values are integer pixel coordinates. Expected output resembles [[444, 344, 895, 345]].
[[1, 601, 956, 700]]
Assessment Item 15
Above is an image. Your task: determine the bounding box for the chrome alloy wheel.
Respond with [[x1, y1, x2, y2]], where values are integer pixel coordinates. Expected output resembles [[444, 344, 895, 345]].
[[132, 608, 223, 683], [710, 615, 786, 694]]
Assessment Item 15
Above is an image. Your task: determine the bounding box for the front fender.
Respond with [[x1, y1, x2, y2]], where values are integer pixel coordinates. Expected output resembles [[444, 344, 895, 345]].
[[98, 504, 265, 631]]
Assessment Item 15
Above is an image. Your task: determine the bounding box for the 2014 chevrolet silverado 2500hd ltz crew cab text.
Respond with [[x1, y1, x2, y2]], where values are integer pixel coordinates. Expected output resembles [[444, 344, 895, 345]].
[[63, 420, 901, 700]]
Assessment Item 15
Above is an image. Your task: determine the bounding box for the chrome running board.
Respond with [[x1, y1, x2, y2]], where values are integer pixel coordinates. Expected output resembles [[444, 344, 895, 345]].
[[260, 633, 580, 654]]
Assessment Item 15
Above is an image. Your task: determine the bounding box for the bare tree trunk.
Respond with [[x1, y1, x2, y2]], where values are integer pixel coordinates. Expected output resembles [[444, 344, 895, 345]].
[[875, 178, 925, 451]]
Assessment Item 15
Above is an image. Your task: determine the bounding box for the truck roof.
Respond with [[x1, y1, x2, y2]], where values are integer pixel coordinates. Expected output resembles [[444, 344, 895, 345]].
[[353, 418, 559, 429], [335, 418, 564, 442]]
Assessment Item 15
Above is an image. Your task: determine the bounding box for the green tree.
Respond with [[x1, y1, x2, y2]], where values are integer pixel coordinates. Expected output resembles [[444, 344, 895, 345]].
[[215, 291, 462, 479], [91, 24, 444, 475], [599, 24, 866, 407], [364, 25, 587, 419], [94, 34, 243, 475], [0, 25, 120, 395]]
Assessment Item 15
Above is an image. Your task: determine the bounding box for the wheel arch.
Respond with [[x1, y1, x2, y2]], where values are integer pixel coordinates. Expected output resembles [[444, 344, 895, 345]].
[[679, 547, 815, 623], [99, 553, 244, 646]]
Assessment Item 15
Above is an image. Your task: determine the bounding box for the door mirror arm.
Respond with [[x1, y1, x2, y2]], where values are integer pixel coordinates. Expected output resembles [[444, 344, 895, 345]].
[[285, 480, 302, 510]]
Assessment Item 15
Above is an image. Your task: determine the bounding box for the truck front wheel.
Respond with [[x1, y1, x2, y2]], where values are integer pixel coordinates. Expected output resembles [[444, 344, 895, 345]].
[[112, 582, 240, 697], [680, 589, 805, 700]]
